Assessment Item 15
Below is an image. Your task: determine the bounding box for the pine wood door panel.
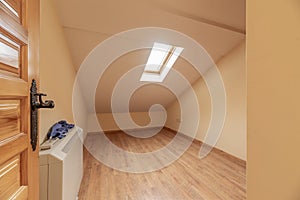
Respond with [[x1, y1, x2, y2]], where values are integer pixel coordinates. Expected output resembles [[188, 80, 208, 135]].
[[0, 6, 28, 44], [0, 0, 22, 24], [10, 186, 28, 200], [0, 32, 20, 71], [0, 155, 21, 199], [0, 133, 27, 167], [0, 0, 39, 199], [0, 100, 20, 141], [0, 76, 27, 96]]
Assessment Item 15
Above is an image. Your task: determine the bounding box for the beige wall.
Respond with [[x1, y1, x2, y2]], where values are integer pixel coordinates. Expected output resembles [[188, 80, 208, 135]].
[[166, 41, 246, 160], [88, 112, 166, 132], [247, 0, 300, 199], [39, 0, 88, 143]]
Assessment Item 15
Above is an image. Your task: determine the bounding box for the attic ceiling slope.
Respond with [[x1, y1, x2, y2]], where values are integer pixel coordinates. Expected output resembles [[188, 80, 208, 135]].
[[53, 0, 245, 113]]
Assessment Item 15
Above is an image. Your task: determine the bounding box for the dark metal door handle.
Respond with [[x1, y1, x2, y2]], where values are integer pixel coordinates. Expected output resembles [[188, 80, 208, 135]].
[[30, 79, 55, 151]]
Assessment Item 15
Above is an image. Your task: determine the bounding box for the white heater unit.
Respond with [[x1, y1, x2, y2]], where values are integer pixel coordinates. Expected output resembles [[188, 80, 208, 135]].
[[39, 126, 83, 200]]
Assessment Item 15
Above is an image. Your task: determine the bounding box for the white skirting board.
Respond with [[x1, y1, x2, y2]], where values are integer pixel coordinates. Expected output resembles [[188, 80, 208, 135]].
[[39, 126, 83, 200]]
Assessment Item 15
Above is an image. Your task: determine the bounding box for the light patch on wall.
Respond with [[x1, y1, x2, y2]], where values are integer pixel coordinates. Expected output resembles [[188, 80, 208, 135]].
[[140, 42, 183, 82]]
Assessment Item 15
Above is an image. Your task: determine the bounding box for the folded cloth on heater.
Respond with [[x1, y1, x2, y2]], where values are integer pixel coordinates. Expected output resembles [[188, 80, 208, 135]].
[[46, 120, 74, 139]]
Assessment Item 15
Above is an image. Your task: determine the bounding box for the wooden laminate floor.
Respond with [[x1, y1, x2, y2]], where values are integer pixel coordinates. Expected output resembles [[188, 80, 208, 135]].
[[78, 128, 246, 200]]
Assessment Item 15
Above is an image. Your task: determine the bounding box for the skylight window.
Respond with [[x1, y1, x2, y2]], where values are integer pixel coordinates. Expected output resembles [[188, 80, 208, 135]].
[[140, 42, 183, 82]]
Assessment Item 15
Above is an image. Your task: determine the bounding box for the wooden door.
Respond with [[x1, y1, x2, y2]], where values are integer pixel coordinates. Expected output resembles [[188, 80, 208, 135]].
[[0, 0, 40, 199]]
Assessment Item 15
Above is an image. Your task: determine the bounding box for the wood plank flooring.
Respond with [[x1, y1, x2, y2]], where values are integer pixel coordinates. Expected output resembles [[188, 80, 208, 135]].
[[78, 128, 246, 200]]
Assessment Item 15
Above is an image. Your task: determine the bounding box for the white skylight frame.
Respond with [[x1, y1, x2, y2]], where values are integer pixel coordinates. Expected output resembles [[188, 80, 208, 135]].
[[140, 42, 183, 82]]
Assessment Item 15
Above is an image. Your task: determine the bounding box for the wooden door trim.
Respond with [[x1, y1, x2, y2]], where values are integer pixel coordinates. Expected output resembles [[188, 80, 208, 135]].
[[26, 0, 40, 199]]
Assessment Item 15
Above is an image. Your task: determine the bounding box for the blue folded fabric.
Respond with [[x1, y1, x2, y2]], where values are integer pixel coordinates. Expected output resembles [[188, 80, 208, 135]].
[[47, 120, 74, 139]]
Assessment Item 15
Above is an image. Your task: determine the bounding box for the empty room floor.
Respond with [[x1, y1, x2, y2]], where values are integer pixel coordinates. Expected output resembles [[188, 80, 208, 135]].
[[79, 129, 246, 200]]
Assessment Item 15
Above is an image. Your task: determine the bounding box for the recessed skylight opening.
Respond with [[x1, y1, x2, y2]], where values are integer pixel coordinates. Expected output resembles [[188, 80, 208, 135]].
[[140, 42, 183, 82]]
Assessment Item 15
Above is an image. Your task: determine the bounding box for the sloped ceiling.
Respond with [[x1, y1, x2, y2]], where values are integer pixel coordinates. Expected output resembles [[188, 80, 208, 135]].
[[53, 0, 245, 113]]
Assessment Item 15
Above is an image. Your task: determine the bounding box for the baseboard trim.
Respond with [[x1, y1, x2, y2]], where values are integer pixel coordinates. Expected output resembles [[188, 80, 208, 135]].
[[88, 126, 164, 134], [87, 126, 246, 166], [163, 126, 246, 166]]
